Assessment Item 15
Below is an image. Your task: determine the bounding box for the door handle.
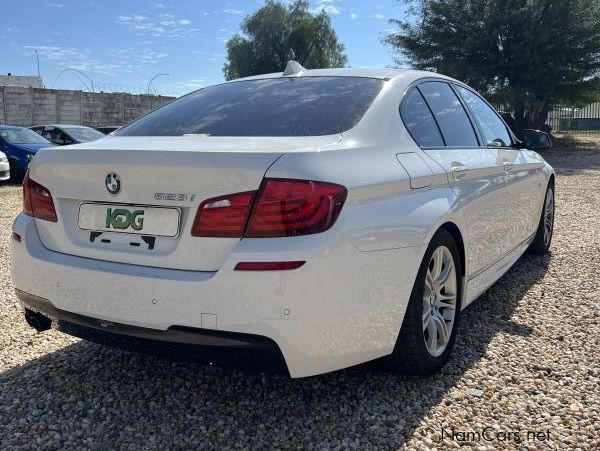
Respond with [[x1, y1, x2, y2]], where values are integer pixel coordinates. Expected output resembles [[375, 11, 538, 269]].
[[503, 161, 514, 172]]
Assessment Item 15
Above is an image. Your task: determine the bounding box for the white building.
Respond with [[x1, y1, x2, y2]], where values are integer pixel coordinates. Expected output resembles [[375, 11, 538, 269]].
[[0, 74, 43, 88]]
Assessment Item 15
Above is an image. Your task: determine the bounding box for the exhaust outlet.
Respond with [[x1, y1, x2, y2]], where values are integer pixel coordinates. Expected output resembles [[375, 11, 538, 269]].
[[24, 308, 52, 332]]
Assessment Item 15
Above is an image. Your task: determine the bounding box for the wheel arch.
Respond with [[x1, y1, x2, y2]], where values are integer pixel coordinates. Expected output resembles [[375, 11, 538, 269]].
[[7, 154, 25, 167], [7, 155, 26, 182], [438, 221, 466, 278]]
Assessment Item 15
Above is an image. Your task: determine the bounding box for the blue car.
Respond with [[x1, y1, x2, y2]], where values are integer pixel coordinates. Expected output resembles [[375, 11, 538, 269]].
[[0, 125, 56, 182]]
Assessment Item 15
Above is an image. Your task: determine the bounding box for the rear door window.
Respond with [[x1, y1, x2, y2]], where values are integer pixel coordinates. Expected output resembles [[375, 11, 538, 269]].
[[401, 88, 445, 147], [49, 129, 65, 144], [418, 81, 479, 147], [42, 128, 54, 142]]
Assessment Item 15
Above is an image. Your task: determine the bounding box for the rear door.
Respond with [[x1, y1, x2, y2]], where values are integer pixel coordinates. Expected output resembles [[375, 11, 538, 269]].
[[402, 80, 507, 277], [454, 85, 542, 251]]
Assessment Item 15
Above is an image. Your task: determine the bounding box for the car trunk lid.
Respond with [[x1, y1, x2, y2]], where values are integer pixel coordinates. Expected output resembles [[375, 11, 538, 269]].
[[29, 135, 340, 271]]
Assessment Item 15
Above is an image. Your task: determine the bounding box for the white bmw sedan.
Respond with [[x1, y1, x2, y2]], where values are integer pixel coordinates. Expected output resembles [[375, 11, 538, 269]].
[[11, 64, 554, 378]]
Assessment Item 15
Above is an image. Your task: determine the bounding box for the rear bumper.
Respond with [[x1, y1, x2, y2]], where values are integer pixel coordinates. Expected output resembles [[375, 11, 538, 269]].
[[12, 213, 424, 377], [17, 289, 288, 373]]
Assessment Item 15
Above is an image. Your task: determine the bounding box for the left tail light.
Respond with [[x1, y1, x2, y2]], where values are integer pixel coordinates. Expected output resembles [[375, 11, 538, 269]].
[[23, 170, 58, 222]]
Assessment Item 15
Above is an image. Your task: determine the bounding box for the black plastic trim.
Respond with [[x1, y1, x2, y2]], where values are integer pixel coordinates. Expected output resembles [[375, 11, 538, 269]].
[[15, 289, 289, 374]]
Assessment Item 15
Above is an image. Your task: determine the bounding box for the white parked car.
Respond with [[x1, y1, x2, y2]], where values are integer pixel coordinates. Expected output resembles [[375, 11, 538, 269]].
[[11, 63, 554, 378], [0, 151, 10, 182]]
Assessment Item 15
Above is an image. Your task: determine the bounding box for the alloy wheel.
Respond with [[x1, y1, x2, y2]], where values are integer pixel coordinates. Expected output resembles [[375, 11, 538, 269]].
[[422, 246, 457, 357]]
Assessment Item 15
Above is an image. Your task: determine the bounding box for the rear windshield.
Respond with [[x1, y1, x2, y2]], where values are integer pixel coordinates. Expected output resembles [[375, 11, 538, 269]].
[[116, 77, 384, 137]]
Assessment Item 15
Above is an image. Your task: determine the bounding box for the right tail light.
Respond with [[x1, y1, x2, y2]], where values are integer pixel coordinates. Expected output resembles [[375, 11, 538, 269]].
[[192, 178, 347, 238]]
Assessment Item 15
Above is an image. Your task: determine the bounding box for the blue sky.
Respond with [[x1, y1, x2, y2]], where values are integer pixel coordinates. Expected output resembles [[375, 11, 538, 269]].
[[1, 0, 408, 96]]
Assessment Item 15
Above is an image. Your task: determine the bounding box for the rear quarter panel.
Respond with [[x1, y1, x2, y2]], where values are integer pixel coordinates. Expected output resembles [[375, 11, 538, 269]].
[[266, 145, 463, 253], [266, 73, 467, 255]]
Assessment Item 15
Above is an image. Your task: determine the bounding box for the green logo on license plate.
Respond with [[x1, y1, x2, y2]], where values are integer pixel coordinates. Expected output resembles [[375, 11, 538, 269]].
[[105, 208, 144, 230]]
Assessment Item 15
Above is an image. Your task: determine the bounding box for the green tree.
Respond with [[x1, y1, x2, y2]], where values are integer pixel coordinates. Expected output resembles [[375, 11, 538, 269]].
[[386, 0, 600, 135], [224, 0, 347, 81]]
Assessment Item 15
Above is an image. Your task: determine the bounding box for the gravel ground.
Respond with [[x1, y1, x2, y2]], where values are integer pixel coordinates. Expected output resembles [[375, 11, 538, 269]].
[[1, 137, 599, 450]]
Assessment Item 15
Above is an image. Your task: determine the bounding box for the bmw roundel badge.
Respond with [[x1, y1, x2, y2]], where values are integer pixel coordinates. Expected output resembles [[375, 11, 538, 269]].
[[105, 173, 121, 194]]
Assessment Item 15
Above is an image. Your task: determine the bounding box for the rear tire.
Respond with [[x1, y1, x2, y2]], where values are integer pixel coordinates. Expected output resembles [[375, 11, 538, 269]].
[[387, 229, 462, 376], [528, 184, 554, 254], [9, 159, 24, 184]]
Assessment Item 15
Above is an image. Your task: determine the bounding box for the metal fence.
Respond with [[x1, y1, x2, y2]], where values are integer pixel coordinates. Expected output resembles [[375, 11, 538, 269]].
[[547, 103, 600, 135], [496, 101, 600, 136]]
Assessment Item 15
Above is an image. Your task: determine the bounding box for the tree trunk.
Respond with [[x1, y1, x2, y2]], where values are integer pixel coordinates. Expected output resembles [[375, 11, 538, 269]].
[[526, 97, 550, 132], [508, 94, 550, 139], [510, 94, 527, 139]]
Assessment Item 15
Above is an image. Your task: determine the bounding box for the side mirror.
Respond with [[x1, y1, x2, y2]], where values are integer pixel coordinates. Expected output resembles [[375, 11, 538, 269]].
[[521, 129, 552, 150]]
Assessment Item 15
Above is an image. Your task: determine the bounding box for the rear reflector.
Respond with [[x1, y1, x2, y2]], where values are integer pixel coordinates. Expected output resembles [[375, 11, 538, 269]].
[[192, 179, 347, 239], [192, 191, 256, 237], [234, 261, 305, 271], [23, 171, 58, 222]]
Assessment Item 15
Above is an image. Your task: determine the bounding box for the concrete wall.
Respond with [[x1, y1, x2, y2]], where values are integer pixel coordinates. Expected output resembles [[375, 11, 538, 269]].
[[0, 86, 174, 127]]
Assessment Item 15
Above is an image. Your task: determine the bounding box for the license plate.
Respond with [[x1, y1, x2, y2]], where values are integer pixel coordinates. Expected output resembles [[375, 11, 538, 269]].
[[78, 203, 180, 237]]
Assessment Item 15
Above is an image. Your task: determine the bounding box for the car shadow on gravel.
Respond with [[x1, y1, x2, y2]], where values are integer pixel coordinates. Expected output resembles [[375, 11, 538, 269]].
[[0, 254, 550, 450]]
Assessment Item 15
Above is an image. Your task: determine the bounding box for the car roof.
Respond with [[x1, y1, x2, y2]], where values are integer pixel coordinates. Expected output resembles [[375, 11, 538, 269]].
[[31, 124, 90, 129], [230, 67, 454, 84]]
